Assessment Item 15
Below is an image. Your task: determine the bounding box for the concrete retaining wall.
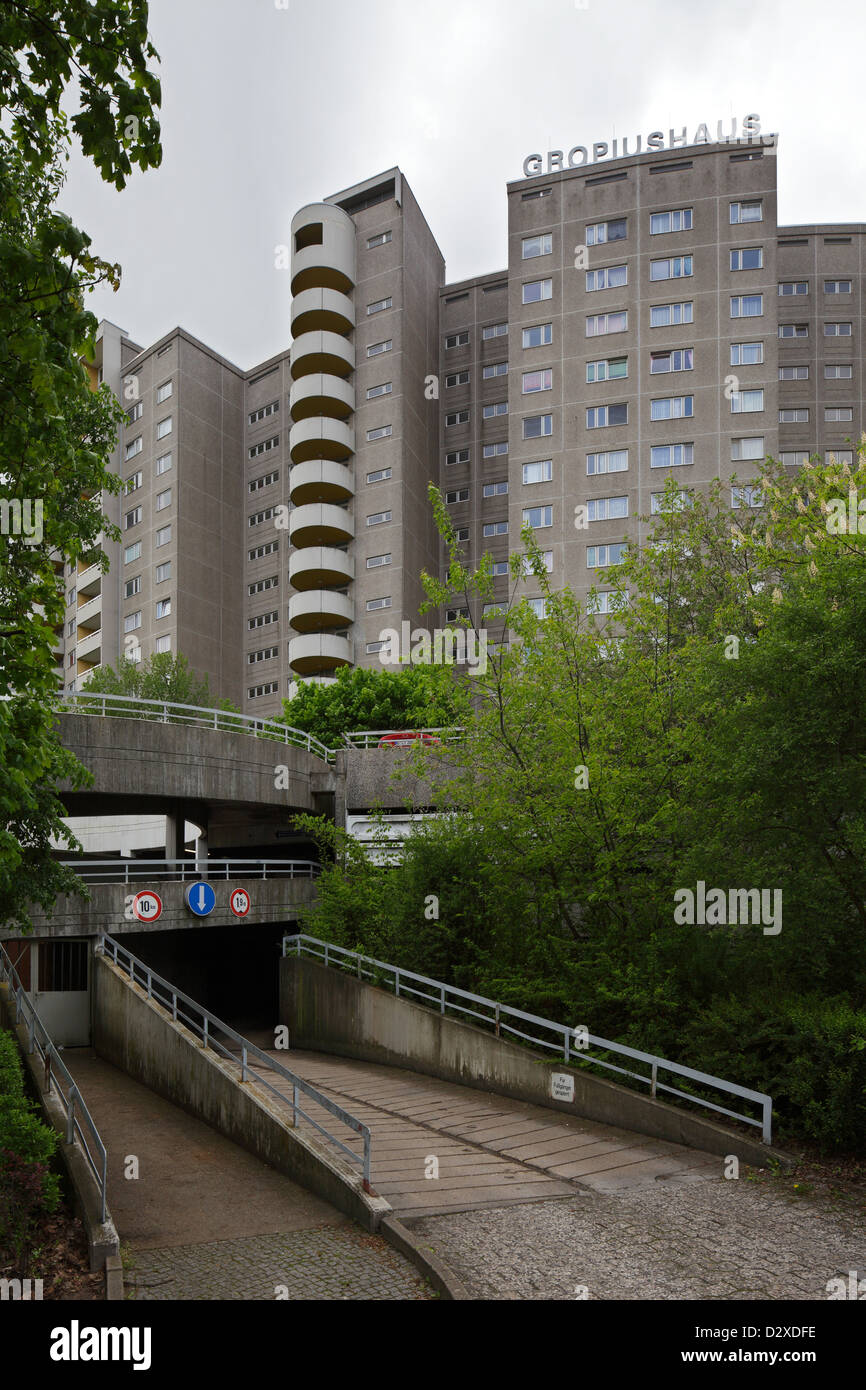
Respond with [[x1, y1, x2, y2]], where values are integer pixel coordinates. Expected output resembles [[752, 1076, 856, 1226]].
[[91, 954, 389, 1231], [280, 956, 789, 1169]]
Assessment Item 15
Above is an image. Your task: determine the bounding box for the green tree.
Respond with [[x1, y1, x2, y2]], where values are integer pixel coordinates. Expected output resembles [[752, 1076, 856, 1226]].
[[278, 663, 469, 749], [81, 651, 240, 713]]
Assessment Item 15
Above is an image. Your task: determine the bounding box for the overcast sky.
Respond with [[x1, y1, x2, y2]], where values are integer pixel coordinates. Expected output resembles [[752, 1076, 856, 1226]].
[[59, 0, 865, 370]]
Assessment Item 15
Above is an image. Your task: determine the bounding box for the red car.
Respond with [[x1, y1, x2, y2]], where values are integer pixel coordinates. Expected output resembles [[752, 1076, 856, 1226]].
[[377, 731, 442, 749]]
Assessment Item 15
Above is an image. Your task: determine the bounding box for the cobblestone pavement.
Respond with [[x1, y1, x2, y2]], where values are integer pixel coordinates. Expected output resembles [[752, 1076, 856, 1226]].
[[127, 1226, 434, 1301], [410, 1180, 866, 1301]]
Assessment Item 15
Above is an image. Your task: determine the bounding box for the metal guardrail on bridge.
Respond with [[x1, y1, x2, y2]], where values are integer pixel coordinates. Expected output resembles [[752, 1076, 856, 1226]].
[[0, 942, 108, 1223], [284, 934, 774, 1144], [63, 858, 321, 886], [101, 934, 372, 1192]]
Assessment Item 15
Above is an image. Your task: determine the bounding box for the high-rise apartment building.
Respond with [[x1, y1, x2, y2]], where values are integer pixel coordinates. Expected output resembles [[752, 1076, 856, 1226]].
[[57, 138, 863, 718]]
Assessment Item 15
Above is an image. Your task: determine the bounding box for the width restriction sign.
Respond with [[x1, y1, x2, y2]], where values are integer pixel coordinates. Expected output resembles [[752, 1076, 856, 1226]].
[[229, 888, 251, 918], [132, 890, 162, 923]]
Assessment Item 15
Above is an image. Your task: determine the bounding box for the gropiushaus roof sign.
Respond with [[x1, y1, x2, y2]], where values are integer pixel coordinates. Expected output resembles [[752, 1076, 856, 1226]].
[[522, 114, 776, 178]]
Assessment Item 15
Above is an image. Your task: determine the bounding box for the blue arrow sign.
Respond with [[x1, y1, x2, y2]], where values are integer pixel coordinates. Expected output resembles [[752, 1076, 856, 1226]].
[[185, 881, 216, 916]]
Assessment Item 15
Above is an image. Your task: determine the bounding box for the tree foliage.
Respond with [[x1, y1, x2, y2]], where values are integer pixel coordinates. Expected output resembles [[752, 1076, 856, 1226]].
[[278, 663, 470, 749]]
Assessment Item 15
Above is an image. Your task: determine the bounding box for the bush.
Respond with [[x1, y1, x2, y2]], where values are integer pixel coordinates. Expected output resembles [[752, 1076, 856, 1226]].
[[0, 1029, 61, 1270]]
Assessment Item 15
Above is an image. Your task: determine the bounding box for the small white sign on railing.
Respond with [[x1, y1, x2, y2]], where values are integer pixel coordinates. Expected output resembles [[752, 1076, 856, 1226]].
[[551, 1072, 575, 1103]]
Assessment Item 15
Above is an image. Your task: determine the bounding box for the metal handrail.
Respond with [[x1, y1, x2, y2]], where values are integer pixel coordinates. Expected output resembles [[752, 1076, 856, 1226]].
[[284, 934, 774, 1144], [0, 943, 108, 1223], [342, 728, 464, 750], [53, 692, 335, 764], [101, 934, 372, 1191], [61, 858, 321, 885]]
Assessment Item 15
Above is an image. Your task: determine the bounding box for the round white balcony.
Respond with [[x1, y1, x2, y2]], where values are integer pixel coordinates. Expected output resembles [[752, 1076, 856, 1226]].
[[290, 330, 354, 381], [289, 590, 354, 633], [289, 546, 354, 591], [289, 632, 353, 677], [291, 287, 354, 338], [289, 503, 354, 548], [290, 459, 353, 506], [289, 373, 355, 423], [290, 417, 354, 464], [290, 203, 356, 297]]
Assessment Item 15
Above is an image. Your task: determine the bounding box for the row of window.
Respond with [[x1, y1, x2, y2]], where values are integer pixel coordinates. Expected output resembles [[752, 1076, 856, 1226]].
[[124, 509, 172, 539], [125, 416, 172, 459], [123, 453, 172, 492], [519, 205, 761, 260], [125, 381, 172, 427], [123, 599, 171, 628]]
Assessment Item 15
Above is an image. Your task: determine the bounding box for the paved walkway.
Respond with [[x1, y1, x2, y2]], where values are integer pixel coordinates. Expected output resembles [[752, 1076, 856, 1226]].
[[240, 1040, 719, 1218], [61, 1050, 432, 1301]]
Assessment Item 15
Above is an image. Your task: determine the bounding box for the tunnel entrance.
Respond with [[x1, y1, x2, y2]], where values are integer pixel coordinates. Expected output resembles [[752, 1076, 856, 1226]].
[[119, 921, 299, 1035]]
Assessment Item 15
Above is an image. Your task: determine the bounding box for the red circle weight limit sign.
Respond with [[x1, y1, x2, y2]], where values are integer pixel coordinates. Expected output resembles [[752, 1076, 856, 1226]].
[[132, 890, 162, 923], [230, 888, 251, 918]]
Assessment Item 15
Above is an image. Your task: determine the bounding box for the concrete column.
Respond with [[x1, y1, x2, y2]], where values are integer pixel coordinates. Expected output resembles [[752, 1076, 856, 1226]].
[[195, 823, 209, 880], [165, 804, 182, 864]]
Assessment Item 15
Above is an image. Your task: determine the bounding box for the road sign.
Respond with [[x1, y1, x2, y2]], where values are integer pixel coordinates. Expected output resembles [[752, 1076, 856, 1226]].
[[132, 890, 162, 923], [229, 888, 251, 918], [186, 881, 216, 917]]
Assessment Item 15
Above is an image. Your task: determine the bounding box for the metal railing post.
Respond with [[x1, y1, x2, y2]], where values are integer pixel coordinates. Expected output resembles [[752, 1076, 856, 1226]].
[[241, 1045, 248, 1083], [395, 970, 400, 998], [292, 1083, 298, 1128], [324, 943, 329, 968], [650, 1061, 658, 1098], [100, 1150, 107, 1224], [441, 986, 446, 1016], [762, 1097, 772, 1144], [67, 1088, 77, 1145], [27, 1006, 35, 1052], [172, 990, 178, 1023], [362, 1132, 372, 1194], [146, 970, 152, 1000], [202, 1016, 209, 1050], [564, 1024, 569, 1063]]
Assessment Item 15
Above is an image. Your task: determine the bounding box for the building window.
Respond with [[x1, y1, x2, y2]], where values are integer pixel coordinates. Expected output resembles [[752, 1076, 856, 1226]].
[[586, 591, 624, 615], [248, 646, 278, 664], [731, 436, 765, 461], [585, 218, 626, 245], [587, 495, 628, 521], [778, 281, 808, 295], [367, 382, 393, 399], [824, 322, 852, 336], [779, 323, 808, 338], [482, 521, 509, 537], [483, 481, 509, 498], [124, 542, 141, 563], [445, 372, 469, 388], [367, 230, 392, 248], [156, 452, 172, 475], [124, 576, 141, 598], [248, 575, 277, 595], [124, 611, 141, 633], [156, 598, 171, 619], [586, 356, 627, 383], [155, 635, 171, 654], [124, 507, 142, 529], [523, 414, 553, 438], [249, 401, 279, 424], [367, 297, 392, 315], [248, 683, 279, 699], [523, 506, 553, 529], [731, 342, 764, 366], [650, 443, 694, 468], [825, 364, 853, 379], [482, 322, 508, 340], [483, 442, 508, 458], [483, 362, 508, 378], [586, 265, 627, 292], [730, 294, 763, 318], [587, 449, 628, 475], [649, 209, 692, 234], [522, 279, 553, 304], [366, 425, 393, 441], [125, 436, 142, 460], [367, 340, 392, 357], [779, 365, 809, 380], [446, 449, 470, 466], [366, 596, 392, 611], [366, 553, 391, 568], [651, 395, 693, 420], [730, 247, 763, 270], [731, 390, 764, 413], [650, 348, 693, 373], [66, 618, 75, 637], [156, 488, 171, 511], [66, 587, 77, 606], [779, 451, 813, 466], [156, 416, 172, 439], [824, 406, 853, 422], [522, 234, 552, 259], [249, 470, 279, 492], [249, 435, 279, 458], [454, 527, 470, 542], [779, 407, 809, 423], [127, 401, 143, 424], [825, 449, 854, 465], [824, 280, 852, 294], [650, 256, 693, 281], [156, 380, 172, 403], [730, 200, 762, 223], [445, 332, 469, 348], [518, 551, 553, 576], [522, 460, 553, 484], [587, 403, 628, 428], [248, 541, 279, 561], [523, 323, 552, 348], [445, 489, 469, 504], [366, 467, 392, 483], [367, 510, 392, 526], [587, 543, 627, 568], [445, 607, 470, 623], [445, 411, 469, 427], [483, 401, 508, 418], [731, 485, 763, 509], [248, 507, 275, 527], [124, 471, 142, 495], [248, 611, 278, 629], [650, 301, 693, 327], [155, 524, 171, 546], [651, 490, 690, 513], [586, 311, 627, 336]]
